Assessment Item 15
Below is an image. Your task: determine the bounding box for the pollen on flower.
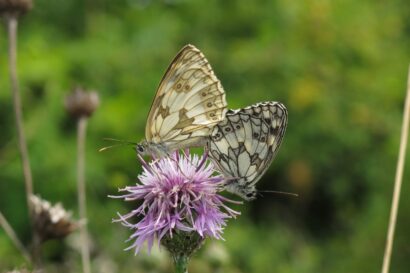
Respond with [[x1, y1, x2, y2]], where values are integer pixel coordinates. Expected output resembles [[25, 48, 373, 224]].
[[110, 150, 241, 254]]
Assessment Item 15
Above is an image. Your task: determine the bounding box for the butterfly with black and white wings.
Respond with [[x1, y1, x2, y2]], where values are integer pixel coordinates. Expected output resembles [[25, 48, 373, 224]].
[[207, 102, 288, 201], [136, 45, 228, 158]]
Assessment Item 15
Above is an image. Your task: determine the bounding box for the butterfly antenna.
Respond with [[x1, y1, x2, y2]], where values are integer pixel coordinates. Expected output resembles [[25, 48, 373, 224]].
[[99, 143, 125, 152], [103, 138, 138, 145], [98, 138, 138, 152], [259, 190, 299, 198]]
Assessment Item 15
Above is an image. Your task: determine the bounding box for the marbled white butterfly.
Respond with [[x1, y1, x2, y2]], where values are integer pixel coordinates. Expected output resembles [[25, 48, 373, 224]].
[[207, 102, 288, 200], [136, 45, 228, 157]]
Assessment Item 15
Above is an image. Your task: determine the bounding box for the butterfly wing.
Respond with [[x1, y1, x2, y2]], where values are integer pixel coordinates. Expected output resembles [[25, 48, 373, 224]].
[[145, 45, 227, 150], [208, 102, 288, 200]]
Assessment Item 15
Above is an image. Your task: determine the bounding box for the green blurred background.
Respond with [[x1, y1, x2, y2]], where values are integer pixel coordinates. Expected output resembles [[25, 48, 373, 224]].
[[1, 0, 410, 272]]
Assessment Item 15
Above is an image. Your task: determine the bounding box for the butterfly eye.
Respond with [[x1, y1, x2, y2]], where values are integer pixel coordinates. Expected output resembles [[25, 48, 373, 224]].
[[246, 192, 255, 199], [136, 145, 145, 154]]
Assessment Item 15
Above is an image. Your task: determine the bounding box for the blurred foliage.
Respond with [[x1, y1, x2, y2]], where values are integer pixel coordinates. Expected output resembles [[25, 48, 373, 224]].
[[1, 0, 410, 272]]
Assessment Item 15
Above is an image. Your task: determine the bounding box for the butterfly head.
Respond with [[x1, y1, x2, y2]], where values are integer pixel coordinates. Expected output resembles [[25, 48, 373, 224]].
[[135, 142, 149, 156], [241, 188, 257, 201], [225, 181, 257, 201], [135, 140, 170, 158]]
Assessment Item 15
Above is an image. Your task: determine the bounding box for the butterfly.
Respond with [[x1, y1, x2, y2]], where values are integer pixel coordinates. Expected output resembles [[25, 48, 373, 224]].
[[136, 45, 228, 157], [207, 102, 288, 200]]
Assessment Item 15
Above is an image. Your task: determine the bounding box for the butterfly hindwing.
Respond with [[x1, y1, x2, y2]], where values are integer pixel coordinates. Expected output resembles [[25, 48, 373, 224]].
[[208, 102, 288, 200], [145, 45, 227, 148]]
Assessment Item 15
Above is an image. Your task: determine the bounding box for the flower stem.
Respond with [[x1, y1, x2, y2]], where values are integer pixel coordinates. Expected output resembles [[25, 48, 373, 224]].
[[6, 13, 38, 266], [381, 65, 410, 273], [173, 254, 189, 273], [0, 211, 31, 263], [77, 117, 91, 273], [6, 13, 34, 216]]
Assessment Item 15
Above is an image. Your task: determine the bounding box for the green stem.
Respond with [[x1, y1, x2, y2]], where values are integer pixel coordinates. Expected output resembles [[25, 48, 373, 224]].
[[173, 254, 189, 273]]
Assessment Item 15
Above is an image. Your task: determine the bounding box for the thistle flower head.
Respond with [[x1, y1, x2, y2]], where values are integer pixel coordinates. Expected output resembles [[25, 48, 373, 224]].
[[111, 150, 240, 254]]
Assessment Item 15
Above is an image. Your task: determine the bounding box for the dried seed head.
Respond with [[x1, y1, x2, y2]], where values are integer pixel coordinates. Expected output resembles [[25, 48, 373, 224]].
[[0, 0, 33, 17], [65, 87, 100, 118], [30, 195, 78, 242]]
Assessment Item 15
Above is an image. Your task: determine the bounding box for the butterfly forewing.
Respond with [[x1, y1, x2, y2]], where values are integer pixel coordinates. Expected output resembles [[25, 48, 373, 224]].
[[208, 102, 288, 200], [145, 45, 227, 147]]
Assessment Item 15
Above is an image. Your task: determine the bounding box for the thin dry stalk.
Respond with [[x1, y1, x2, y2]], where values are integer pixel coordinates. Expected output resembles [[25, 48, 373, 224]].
[[6, 14, 33, 220], [77, 117, 91, 273], [6, 13, 40, 265], [381, 65, 410, 273], [0, 211, 31, 263]]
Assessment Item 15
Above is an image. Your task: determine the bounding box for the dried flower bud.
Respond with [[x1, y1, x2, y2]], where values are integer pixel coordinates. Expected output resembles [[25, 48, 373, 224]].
[[65, 87, 100, 118], [0, 0, 32, 16], [30, 195, 78, 242]]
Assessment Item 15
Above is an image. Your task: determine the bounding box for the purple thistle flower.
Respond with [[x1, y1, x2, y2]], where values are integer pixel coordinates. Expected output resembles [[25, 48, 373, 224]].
[[111, 150, 241, 255]]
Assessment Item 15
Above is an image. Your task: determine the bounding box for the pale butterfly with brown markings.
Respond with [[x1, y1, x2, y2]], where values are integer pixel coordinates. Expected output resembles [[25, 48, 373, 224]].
[[207, 101, 288, 200], [132, 44, 288, 200], [136, 44, 228, 157]]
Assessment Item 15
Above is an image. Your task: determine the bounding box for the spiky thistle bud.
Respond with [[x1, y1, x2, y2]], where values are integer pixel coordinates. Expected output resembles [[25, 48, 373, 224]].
[[64, 87, 100, 118]]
